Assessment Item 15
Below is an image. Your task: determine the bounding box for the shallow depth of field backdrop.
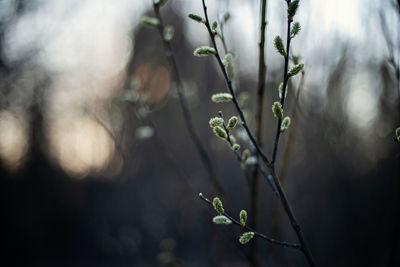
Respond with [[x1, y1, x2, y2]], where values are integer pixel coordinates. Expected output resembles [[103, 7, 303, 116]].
[[0, 0, 399, 266]]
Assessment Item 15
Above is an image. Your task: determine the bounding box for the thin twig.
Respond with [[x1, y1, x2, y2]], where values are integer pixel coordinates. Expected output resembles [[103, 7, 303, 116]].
[[271, 6, 292, 165], [153, 3, 223, 194], [250, 0, 268, 264], [270, 71, 305, 254], [200, 1, 316, 266], [198, 193, 300, 249], [279, 71, 305, 183], [217, 23, 229, 54]]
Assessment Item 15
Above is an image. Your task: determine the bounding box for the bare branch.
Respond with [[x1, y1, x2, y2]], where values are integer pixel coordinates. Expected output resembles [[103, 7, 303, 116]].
[[199, 1, 316, 266], [152, 3, 223, 193], [198, 193, 300, 249]]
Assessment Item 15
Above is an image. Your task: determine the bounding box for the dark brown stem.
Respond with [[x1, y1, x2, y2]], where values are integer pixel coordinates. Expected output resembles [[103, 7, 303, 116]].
[[198, 193, 300, 249], [271, 14, 292, 165], [269, 71, 305, 256], [153, 3, 223, 194], [250, 0, 268, 265]]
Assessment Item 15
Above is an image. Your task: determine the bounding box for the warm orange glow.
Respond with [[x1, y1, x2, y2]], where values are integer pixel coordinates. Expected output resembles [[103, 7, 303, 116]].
[[0, 110, 29, 171], [48, 114, 115, 178], [136, 64, 170, 104]]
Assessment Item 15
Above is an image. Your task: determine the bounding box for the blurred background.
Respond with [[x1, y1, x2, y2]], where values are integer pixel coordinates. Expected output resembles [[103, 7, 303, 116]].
[[1, 0, 399, 266]]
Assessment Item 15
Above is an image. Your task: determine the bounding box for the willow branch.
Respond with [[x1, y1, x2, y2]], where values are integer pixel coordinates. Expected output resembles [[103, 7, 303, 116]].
[[200, 1, 316, 266], [279, 70, 305, 183], [200, 0, 271, 169], [153, 3, 223, 193], [198, 193, 300, 249], [271, 12, 292, 165], [250, 0, 268, 263], [254, 0, 268, 152]]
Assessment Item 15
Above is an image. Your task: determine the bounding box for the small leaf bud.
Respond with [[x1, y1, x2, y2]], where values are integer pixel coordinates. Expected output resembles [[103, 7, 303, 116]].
[[163, 25, 174, 42], [213, 126, 228, 140], [289, 63, 304, 77], [211, 93, 233, 103], [212, 21, 218, 30], [209, 117, 224, 128], [280, 116, 291, 132], [239, 210, 247, 227], [141, 16, 160, 27], [232, 144, 241, 151], [242, 149, 250, 162], [279, 82, 287, 99], [213, 197, 224, 214], [272, 102, 283, 119], [239, 232, 254, 244], [227, 116, 238, 130], [213, 215, 232, 224], [290, 22, 301, 38], [288, 0, 300, 20], [274, 36, 287, 57], [193, 46, 216, 57], [188, 13, 205, 23]]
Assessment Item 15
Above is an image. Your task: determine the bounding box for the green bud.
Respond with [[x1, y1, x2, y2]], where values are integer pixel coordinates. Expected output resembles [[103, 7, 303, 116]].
[[213, 126, 228, 140], [288, 0, 300, 20], [163, 25, 174, 42], [193, 46, 216, 57], [212, 21, 218, 30], [290, 22, 301, 38], [188, 13, 205, 23], [239, 232, 254, 244], [396, 127, 400, 137], [280, 116, 291, 132], [274, 36, 287, 57], [222, 53, 233, 67], [141, 16, 160, 27], [242, 149, 250, 162], [212, 215, 232, 224], [213, 197, 224, 214], [291, 55, 301, 65], [232, 144, 240, 151], [223, 13, 231, 23], [222, 53, 235, 79], [227, 116, 238, 130], [289, 63, 304, 76], [211, 93, 233, 103], [209, 117, 224, 128], [239, 210, 247, 227], [272, 102, 283, 119], [279, 82, 287, 99], [244, 156, 257, 166]]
